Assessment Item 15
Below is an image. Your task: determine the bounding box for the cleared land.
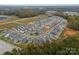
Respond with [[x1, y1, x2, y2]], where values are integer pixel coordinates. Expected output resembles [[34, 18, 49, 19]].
[[0, 15, 47, 30], [64, 28, 79, 36]]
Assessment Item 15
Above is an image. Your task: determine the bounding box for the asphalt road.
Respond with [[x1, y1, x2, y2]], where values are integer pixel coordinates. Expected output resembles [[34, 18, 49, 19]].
[[0, 39, 19, 54]]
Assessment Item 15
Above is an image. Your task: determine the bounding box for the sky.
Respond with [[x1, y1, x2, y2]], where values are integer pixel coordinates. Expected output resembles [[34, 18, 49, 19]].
[[0, 0, 78, 5]]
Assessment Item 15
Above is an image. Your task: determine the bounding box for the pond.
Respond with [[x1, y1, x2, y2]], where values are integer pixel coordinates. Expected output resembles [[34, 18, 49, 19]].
[[0, 15, 13, 21], [0, 17, 6, 20]]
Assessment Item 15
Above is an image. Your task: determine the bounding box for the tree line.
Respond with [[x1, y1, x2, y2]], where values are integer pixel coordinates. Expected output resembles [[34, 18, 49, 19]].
[[3, 35, 79, 55], [0, 9, 45, 18]]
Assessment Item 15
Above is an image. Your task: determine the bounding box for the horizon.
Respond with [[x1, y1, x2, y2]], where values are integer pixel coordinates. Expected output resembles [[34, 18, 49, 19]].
[[0, 4, 79, 6]]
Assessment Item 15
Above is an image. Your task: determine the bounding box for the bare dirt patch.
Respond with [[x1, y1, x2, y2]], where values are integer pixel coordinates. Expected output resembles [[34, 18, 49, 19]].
[[64, 28, 79, 36]]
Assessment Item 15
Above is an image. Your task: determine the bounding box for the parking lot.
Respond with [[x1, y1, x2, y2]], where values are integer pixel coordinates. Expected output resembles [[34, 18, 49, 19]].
[[0, 39, 19, 54]]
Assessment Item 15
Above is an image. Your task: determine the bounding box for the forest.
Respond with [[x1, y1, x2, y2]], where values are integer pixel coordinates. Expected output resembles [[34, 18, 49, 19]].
[[0, 9, 45, 18]]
